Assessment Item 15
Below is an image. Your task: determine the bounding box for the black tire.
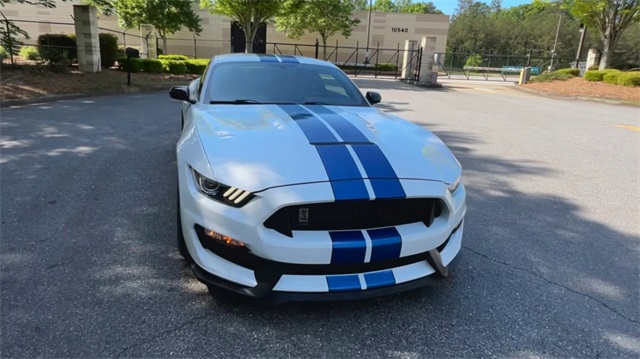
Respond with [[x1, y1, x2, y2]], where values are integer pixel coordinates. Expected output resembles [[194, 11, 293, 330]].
[[177, 186, 189, 261]]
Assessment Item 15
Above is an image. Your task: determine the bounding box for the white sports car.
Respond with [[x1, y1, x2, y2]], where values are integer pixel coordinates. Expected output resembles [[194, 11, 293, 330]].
[[171, 53, 465, 302]]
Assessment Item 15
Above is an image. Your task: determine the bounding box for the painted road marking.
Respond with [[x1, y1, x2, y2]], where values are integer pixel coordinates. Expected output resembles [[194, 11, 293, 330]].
[[615, 125, 640, 132]]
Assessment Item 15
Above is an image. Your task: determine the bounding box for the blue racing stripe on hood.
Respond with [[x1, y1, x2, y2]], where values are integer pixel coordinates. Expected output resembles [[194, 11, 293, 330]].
[[306, 105, 369, 143], [352, 144, 406, 199], [278, 55, 299, 63], [257, 53, 280, 62]]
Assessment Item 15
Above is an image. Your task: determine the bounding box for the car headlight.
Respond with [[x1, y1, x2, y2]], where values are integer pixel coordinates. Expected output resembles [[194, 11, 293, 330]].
[[448, 176, 461, 193], [191, 168, 254, 207]]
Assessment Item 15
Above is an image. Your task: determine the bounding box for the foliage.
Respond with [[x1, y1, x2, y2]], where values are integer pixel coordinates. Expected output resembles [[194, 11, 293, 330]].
[[159, 54, 190, 60], [201, 0, 282, 53], [372, 0, 442, 14], [0, 14, 29, 64], [184, 59, 209, 74], [338, 63, 398, 71], [529, 71, 573, 82], [114, 0, 202, 53], [465, 53, 482, 67], [117, 57, 144, 72], [555, 68, 579, 76], [588, 65, 599, 70], [603, 71, 620, 84], [37, 34, 77, 64], [562, 0, 640, 69], [0, 44, 7, 61], [19, 45, 40, 60], [583, 69, 619, 81], [616, 71, 640, 86], [141, 58, 164, 73], [99, 33, 118, 68], [276, 0, 360, 59], [161, 59, 187, 74]]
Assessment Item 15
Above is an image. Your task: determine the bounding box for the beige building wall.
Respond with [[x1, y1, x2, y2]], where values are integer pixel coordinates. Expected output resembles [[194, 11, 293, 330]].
[[2, 1, 449, 63]]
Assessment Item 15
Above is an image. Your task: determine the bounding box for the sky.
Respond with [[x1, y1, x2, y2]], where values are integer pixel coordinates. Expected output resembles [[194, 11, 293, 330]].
[[433, 0, 533, 15]]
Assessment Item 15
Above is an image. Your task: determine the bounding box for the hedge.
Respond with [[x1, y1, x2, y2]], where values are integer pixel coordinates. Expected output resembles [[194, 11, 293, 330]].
[[37, 34, 77, 64], [603, 72, 621, 85], [159, 54, 189, 60], [584, 69, 620, 82], [617, 72, 640, 87], [141, 58, 163, 73], [184, 59, 209, 74], [117, 57, 144, 73], [160, 59, 187, 74], [19, 46, 40, 60], [555, 68, 579, 77], [529, 72, 573, 83], [338, 63, 399, 72], [0, 45, 7, 60], [99, 33, 118, 68]]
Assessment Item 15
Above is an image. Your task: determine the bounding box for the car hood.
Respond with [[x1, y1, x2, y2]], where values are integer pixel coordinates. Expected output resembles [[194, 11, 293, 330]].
[[193, 104, 461, 193]]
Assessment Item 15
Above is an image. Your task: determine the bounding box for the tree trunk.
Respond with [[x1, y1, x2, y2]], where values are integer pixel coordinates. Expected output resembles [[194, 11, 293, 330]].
[[244, 25, 256, 53], [321, 36, 328, 60], [599, 23, 613, 70], [162, 35, 167, 55]]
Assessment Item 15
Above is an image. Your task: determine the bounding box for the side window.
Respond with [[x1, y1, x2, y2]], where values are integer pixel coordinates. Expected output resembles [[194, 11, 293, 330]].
[[319, 73, 347, 97]]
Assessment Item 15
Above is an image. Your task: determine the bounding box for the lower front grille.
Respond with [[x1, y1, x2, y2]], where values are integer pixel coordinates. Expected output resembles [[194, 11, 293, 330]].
[[264, 198, 443, 237]]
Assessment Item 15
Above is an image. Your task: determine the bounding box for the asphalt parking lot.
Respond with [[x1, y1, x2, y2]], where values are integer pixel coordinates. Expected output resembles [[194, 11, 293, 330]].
[[1, 78, 638, 358]]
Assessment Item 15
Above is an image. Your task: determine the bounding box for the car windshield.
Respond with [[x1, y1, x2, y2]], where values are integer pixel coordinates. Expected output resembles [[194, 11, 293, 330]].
[[205, 61, 369, 107]]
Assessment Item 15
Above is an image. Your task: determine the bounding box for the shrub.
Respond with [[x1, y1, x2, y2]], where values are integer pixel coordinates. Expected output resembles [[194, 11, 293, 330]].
[[465, 53, 482, 67], [118, 57, 144, 73], [184, 59, 209, 74], [141, 58, 163, 73], [603, 72, 621, 84], [555, 68, 579, 77], [617, 72, 640, 87], [37, 34, 77, 64], [529, 72, 573, 83], [588, 65, 599, 71], [0, 45, 8, 61], [584, 70, 606, 81], [161, 59, 187, 74], [19, 46, 40, 60], [99, 33, 118, 68], [159, 54, 189, 60]]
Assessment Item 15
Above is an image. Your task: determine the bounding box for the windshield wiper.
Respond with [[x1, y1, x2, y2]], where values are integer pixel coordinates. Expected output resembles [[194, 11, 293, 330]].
[[209, 99, 262, 104]]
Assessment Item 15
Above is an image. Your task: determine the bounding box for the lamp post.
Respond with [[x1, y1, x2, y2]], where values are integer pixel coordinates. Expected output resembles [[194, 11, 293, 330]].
[[364, 0, 373, 65], [549, 14, 562, 71], [574, 24, 586, 69]]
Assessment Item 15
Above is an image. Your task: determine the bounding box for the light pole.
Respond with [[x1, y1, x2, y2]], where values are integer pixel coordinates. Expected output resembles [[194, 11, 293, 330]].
[[364, 0, 372, 64], [574, 24, 586, 69], [549, 14, 562, 71]]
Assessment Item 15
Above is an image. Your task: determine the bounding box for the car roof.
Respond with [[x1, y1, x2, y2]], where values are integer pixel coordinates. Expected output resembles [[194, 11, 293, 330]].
[[211, 53, 336, 68]]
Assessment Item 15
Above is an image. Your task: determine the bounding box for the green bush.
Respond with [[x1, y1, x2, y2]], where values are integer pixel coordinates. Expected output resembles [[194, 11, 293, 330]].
[[141, 58, 164, 73], [603, 72, 621, 84], [465, 53, 482, 67], [19, 46, 39, 60], [529, 72, 573, 83], [117, 57, 144, 73], [584, 70, 606, 81], [588, 65, 599, 71], [555, 68, 579, 77], [161, 59, 187, 74], [37, 34, 77, 64], [99, 33, 119, 68], [617, 72, 640, 87], [159, 54, 189, 60], [184, 59, 209, 74], [0, 45, 8, 61]]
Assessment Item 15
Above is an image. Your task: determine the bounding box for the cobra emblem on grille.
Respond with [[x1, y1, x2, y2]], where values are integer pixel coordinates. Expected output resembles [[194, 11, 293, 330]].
[[299, 208, 309, 225]]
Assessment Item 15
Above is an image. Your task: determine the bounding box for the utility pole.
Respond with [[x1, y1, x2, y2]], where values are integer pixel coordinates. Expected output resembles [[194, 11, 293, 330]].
[[364, 0, 373, 64], [549, 14, 562, 71], [574, 24, 586, 69]]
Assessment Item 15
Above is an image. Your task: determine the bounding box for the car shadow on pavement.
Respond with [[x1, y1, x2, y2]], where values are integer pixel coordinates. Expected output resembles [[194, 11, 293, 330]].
[[1, 95, 638, 358]]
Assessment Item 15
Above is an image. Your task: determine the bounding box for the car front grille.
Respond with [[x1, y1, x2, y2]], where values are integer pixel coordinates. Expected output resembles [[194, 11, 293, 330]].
[[264, 198, 443, 237]]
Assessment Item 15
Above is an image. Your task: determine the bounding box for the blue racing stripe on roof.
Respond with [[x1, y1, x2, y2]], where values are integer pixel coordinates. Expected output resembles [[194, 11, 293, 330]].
[[351, 144, 406, 199], [307, 105, 369, 143], [257, 53, 280, 62], [278, 55, 299, 63], [330, 231, 366, 264], [364, 270, 395, 289], [279, 105, 337, 144], [367, 227, 402, 262], [326, 274, 361, 291], [316, 145, 369, 200]]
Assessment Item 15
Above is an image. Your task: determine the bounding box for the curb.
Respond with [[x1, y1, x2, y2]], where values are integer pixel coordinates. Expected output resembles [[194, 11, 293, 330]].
[[1, 85, 174, 107], [513, 85, 639, 107]]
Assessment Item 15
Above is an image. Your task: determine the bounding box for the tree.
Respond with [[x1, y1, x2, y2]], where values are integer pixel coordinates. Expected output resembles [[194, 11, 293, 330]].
[[562, 0, 640, 69], [201, 0, 281, 53], [455, 0, 474, 15], [115, 0, 201, 53], [276, 0, 359, 59], [373, 0, 397, 12], [397, 0, 443, 14]]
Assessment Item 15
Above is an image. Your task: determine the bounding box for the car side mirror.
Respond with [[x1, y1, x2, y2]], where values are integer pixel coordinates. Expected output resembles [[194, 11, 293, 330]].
[[169, 86, 193, 103], [366, 91, 382, 105]]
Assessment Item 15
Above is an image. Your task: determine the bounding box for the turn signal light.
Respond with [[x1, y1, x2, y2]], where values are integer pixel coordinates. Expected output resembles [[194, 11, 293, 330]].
[[204, 228, 245, 247]]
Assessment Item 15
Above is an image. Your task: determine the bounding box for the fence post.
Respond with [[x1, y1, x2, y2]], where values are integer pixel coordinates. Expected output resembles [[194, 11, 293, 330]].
[[335, 40, 338, 64], [394, 42, 400, 79], [488, 54, 492, 68], [123, 31, 127, 48], [374, 42, 380, 78], [355, 41, 359, 77], [315, 39, 319, 59], [193, 34, 197, 58]]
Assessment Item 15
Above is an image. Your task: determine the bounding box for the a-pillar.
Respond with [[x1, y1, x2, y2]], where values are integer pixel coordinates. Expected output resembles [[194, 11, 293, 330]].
[[73, 5, 100, 72], [417, 36, 438, 85], [401, 40, 417, 80], [140, 25, 157, 59]]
